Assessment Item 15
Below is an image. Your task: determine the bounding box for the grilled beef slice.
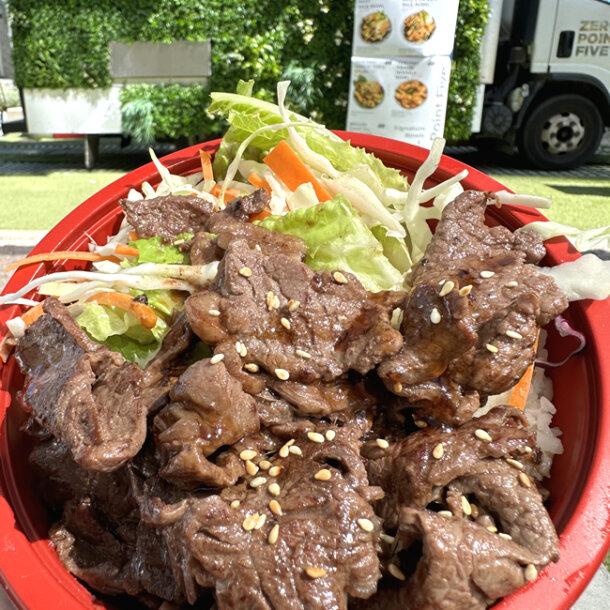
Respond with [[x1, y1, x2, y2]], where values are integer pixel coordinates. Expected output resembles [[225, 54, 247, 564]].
[[186, 239, 405, 384], [361, 507, 549, 610], [154, 358, 259, 489], [16, 299, 193, 472], [378, 190, 568, 425]]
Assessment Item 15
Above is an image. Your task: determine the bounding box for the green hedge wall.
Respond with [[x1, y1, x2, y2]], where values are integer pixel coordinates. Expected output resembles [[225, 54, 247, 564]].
[[9, 0, 488, 142]]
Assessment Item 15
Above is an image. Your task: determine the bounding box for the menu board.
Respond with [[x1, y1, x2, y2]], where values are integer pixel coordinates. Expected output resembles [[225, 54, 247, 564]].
[[347, 0, 459, 147], [353, 0, 460, 57], [346, 56, 451, 147]]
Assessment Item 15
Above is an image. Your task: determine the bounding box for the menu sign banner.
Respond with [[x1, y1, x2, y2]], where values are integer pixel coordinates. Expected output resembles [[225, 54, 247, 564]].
[[347, 0, 459, 147], [346, 56, 451, 146], [353, 0, 460, 57]]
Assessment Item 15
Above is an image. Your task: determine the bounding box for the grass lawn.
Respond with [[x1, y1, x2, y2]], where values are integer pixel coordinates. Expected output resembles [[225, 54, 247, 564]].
[[0, 171, 125, 230], [488, 174, 610, 230]]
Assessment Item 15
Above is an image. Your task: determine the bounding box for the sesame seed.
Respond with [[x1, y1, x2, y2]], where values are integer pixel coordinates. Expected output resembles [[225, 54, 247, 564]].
[[325, 430, 336, 441], [259, 460, 271, 471], [438, 510, 453, 518], [525, 564, 538, 582], [243, 362, 259, 373], [245, 460, 259, 476], [254, 514, 267, 530], [235, 341, 247, 357], [210, 353, 225, 364], [279, 445, 290, 458], [498, 532, 512, 540], [388, 564, 406, 581], [523, 446, 533, 454], [269, 499, 283, 516], [480, 270, 495, 278], [393, 382, 403, 393], [295, 349, 311, 359], [376, 438, 390, 449], [240, 449, 258, 461], [505, 280, 519, 288], [287, 299, 300, 312], [439, 279, 446, 285], [274, 368, 290, 381], [459, 284, 473, 296], [289, 445, 302, 456], [506, 458, 524, 470], [250, 476, 267, 488], [314, 468, 332, 481], [439, 280, 455, 297], [519, 472, 533, 488], [432, 443, 444, 459], [239, 266, 252, 277], [486, 343, 499, 353], [268, 483, 281, 497], [208, 309, 221, 317], [305, 567, 327, 579], [243, 513, 259, 531], [266, 291, 277, 310], [475, 429, 493, 443], [430, 307, 441, 324], [461, 496, 472, 516], [173, 239, 185, 245], [333, 271, 348, 284], [269, 466, 283, 477], [414, 419, 428, 428], [357, 518, 374, 532], [230, 500, 240, 508], [486, 525, 498, 533], [379, 533, 395, 544], [307, 431, 325, 444], [268, 524, 279, 545], [505, 329, 523, 340], [470, 504, 480, 519], [255, 244, 262, 252], [280, 317, 291, 330]]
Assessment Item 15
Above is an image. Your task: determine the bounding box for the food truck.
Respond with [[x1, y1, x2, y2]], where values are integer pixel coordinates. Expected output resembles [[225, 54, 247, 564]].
[[474, 0, 610, 169]]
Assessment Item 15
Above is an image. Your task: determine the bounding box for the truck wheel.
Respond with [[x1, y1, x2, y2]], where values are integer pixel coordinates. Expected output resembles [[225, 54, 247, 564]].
[[518, 94, 603, 170]]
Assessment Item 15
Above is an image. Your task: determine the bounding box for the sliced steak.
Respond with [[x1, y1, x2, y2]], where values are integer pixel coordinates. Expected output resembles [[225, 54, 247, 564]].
[[447, 459, 559, 564], [190, 231, 223, 265], [154, 358, 259, 489], [169, 449, 381, 608], [361, 507, 548, 610], [364, 406, 536, 529], [15, 298, 165, 472], [379, 191, 568, 425], [120, 194, 214, 240], [413, 190, 545, 270], [186, 239, 404, 384]]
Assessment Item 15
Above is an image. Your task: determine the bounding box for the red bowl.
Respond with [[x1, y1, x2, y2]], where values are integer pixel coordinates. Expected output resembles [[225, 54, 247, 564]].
[[1, 133, 609, 609]]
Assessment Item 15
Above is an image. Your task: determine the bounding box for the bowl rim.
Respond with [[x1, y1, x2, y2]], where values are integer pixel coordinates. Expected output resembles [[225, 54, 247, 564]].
[[0, 132, 609, 610]]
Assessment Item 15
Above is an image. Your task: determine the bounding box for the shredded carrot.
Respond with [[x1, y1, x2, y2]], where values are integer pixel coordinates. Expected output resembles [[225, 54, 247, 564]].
[[6, 251, 113, 272], [21, 303, 45, 326], [247, 173, 272, 195], [263, 140, 332, 202], [200, 149, 214, 181], [115, 244, 140, 257], [210, 184, 241, 203], [508, 333, 540, 410], [87, 292, 157, 329], [128, 230, 139, 242], [249, 209, 272, 222]]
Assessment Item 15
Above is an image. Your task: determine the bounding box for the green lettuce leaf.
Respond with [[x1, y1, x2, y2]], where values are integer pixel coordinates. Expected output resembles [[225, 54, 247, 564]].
[[76, 302, 168, 367], [260, 195, 404, 292], [129, 233, 193, 265], [371, 225, 413, 273], [207, 86, 407, 190]]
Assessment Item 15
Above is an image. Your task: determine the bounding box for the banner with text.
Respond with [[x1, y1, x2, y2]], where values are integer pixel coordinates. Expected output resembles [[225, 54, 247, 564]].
[[347, 0, 459, 148]]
